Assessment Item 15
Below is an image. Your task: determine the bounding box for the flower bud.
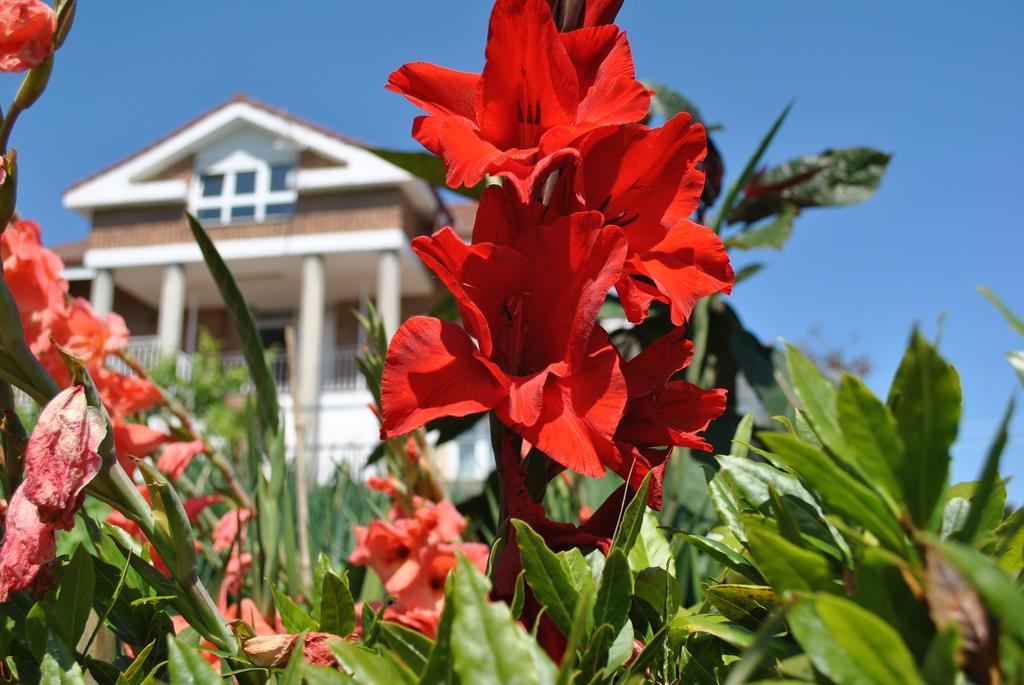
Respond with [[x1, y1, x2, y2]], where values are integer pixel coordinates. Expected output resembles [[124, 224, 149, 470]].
[[243, 634, 299, 668], [137, 460, 197, 580], [12, 54, 52, 111]]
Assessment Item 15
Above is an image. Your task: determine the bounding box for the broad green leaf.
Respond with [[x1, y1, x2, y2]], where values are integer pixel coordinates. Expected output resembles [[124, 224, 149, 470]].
[[671, 613, 798, 661], [117, 641, 155, 685], [611, 471, 653, 555], [166, 637, 220, 685], [703, 584, 776, 628], [759, 433, 907, 556], [55, 545, 94, 649], [593, 549, 632, 634], [729, 147, 891, 224], [575, 623, 615, 682], [837, 374, 904, 504], [785, 344, 850, 460], [942, 481, 1006, 541], [726, 203, 796, 250], [368, 148, 484, 199], [556, 587, 594, 685], [624, 624, 669, 679], [319, 571, 356, 638], [887, 329, 962, 529], [186, 212, 279, 434], [634, 567, 681, 625], [787, 593, 924, 685], [955, 395, 1013, 543], [993, 508, 1024, 575], [268, 580, 317, 633], [666, 529, 764, 583], [627, 512, 675, 575], [418, 573, 457, 685], [731, 412, 755, 458], [331, 639, 416, 684], [767, 483, 805, 545], [852, 547, 932, 659], [449, 555, 556, 685], [733, 262, 765, 285], [645, 81, 705, 124], [606, 620, 634, 672], [921, 627, 960, 685], [36, 630, 85, 685], [745, 525, 835, 594], [708, 472, 746, 541], [727, 310, 793, 420], [511, 519, 580, 635], [378, 621, 434, 675], [556, 547, 595, 595], [509, 569, 526, 620], [926, 537, 1024, 642]]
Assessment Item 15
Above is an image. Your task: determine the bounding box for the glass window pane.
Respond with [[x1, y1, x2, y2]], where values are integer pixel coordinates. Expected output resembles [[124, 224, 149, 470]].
[[200, 174, 224, 197], [265, 202, 295, 218], [197, 207, 221, 221], [230, 205, 256, 220], [235, 171, 256, 195], [270, 164, 292, 191]]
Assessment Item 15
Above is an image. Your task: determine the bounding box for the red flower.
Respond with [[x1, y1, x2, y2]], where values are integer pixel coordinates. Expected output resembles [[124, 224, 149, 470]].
[[381, 211, 628, 477], [97, 370, 163, 419], [21, 385, 105, 528], [0, 488, 55, 601], [244, 633, 339, 668], [387, 0, 650, 190], [112, 420, 169, 475], [0, 0, 55, 72], [157, 440, 206, 480], [212, 508, 252, 553], [600, 328, 726, 507]]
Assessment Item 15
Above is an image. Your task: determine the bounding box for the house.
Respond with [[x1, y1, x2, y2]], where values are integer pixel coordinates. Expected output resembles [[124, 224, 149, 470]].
[[57, 94, 489, 485]]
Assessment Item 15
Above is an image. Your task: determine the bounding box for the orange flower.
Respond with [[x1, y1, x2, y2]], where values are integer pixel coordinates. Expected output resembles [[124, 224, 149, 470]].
[[0, 0, 55, 72]]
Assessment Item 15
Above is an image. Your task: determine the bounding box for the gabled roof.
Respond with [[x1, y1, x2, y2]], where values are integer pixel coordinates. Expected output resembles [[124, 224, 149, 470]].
[[63, 94, 436, 217]]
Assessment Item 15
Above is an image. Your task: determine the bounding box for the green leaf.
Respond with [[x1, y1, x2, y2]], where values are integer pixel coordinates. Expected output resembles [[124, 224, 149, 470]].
[[955, 395, 1013, 543], [729, 147, 891, 224], [556, 587, 594, 685], [418, 574, 457, 685], [759, 433, 907, 555], [837, 373, 904, 504], [711, 101, 793, 234], [978, 286, 1024, 338], [921, 626, 960, 685], [611, 471, 653, 555], [268, 579, 318, 633], [785, 343, 850, 459], [318, 571, 356, 638], [185, 212, 280, 434], [117, 641, 155, 685], [627, 512, 675, 575], [556, 547, 595, 595], [166, 637, 220, 685], [703, 584, 777, 628], [509, 569, 526, 621], [925, 536, 1024, 642], [624, 624, 669, 679], [510, 519, 581, 635], [634, 567, 681, 625], [331, 639, 416, 684], [665, 529, 764, 583], [787, 593, 924, 685], [575, 623, 615, 682], [887, 329, 962, 529], [37, 630, 85, 685], [1008, 350, 1024, 386], [644, 81, 705, 124], [606, 620, 634, 672], [368, 148, 484, 199], [593, 549, 633, 633], [56, 545, 94, 649], [745, 525, 835, 594], [379, 621, 435, 675], [726, 202, 797, 250], [449, 555, 556, 685]]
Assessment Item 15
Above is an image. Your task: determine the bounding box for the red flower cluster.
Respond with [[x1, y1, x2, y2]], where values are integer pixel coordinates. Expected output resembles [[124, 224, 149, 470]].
[[348, 478, 489, 637], [381, 0, 730, 501], [1, 220, 206, 476], [0, 0, 54, 72], [0, 385, 105, 599]]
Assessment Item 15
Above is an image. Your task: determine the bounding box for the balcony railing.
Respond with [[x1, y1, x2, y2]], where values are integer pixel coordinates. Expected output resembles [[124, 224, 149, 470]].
[[216, 344, 364, 393]]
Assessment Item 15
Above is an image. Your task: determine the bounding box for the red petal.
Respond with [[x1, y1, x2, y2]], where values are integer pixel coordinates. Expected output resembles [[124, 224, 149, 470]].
[[514, 213, 627, 371], [626, 219, 734, 325], [0, 488, 55, 601], [433, 116, 522, 189], [505, 330, 626, 477], [622, 327, 693, 397], [381, 317, 509, 437], [479, 0, 578, 149], [560, 26, 635, 97], [21, 385, 105, 528], [582, 0, 623, 26], [157, 440, 206, 480], [570, 75, 652, 135], [617, 381, 727, 449], [412, 227, 530, 357], [386, 62, 481, 122]]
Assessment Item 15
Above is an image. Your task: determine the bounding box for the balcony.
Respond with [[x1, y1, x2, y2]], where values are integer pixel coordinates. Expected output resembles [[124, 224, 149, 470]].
[[122, 336, 364, 393]]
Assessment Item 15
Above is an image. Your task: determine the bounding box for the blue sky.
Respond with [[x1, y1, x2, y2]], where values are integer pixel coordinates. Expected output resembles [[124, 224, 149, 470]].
[[5, 1, 1023, 501]]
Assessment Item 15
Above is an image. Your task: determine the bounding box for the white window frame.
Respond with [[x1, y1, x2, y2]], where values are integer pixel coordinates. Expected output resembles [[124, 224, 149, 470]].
[[189, 149, 297, 225]]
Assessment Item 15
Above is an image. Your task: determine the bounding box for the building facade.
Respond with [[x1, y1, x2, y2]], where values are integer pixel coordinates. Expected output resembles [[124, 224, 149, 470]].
[[57, 96, 489, 484]]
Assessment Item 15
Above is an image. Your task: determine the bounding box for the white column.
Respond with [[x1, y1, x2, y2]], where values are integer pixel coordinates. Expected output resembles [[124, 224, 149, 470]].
[[90, 268, 114, 316], [157, 264, 186, 357], [298, 254, 326, 469], [376, 249, 401, 339]]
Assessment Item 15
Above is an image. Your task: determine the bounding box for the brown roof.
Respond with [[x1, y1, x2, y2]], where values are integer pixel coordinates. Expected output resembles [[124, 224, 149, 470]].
[[48, 238, 87, 266], [64, 93, 367, 195]]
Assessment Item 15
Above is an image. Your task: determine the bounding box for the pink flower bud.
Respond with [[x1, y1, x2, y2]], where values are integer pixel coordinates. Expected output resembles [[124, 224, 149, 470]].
[[0, 0, 56, 73], [0, 488, 55, 601], [21, 385, 105, 529]]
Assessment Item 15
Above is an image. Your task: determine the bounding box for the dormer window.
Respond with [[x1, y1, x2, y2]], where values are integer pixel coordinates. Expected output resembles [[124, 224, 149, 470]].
[[191, 152, 297, 225]]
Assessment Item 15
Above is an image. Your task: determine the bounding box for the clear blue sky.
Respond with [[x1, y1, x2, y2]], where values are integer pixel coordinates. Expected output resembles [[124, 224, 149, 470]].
[[6, 1, 1023, 501]]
